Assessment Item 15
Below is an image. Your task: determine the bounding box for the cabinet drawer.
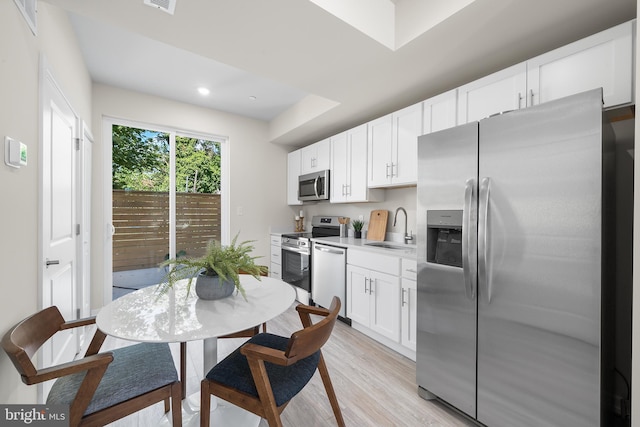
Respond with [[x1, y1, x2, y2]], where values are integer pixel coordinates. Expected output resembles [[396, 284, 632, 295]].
[[402, 258, 417, 280], [348, 249, 400, 275], [270, 262, 281, 279], [270, 235, 281, 246], [270, 245, 281, 262]]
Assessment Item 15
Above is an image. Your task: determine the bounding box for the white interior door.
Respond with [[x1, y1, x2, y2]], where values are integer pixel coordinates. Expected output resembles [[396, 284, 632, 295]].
[[40, 65, 79, 399]]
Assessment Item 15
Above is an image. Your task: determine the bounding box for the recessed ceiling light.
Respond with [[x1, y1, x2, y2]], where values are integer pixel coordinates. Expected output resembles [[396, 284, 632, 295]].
[[198, 87, 210, 96], [249, 96, 257, 101]]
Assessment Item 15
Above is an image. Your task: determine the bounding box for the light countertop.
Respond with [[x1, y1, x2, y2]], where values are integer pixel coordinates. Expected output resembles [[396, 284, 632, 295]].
[[311, 236, 417, 258]]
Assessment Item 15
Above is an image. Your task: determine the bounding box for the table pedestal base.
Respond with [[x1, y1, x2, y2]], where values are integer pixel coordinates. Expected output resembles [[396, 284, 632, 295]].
[[157, 396, 260, 427]]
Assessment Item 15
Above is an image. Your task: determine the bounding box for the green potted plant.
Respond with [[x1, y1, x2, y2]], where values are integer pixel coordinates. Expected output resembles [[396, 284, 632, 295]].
[[351, 219, 364, 238], [159, 233, 267, 300]]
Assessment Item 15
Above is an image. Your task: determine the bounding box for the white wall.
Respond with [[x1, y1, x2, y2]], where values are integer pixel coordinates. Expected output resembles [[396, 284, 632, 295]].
[[0, 2, 92, 404], [91, 84, 292, 309]]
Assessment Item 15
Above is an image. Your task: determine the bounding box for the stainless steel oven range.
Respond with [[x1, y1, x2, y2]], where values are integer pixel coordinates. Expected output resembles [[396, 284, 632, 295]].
[[280, 216, 341, 305]]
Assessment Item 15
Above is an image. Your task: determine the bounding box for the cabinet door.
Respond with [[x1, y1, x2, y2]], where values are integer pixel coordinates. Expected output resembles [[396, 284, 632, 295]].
[[301, 138, 331, 174], [367, 114, 393, 187], [347, 265, 370, 326], [423, 89, 458, 134], [346, 123, 369, 201], [527, 20, 633, 109], [370, 270, 400, 341], [315, 137, 331, 170], [401, 278, 417, 351], [392, 103, 422, 186], [458, 62, 527, 124], [287, 150, 302, 205], [330, 132, 349, 203]]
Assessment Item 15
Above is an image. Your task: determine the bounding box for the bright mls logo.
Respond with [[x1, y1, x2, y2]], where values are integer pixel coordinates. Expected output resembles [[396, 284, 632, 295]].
[[1, 405, 68, 426]]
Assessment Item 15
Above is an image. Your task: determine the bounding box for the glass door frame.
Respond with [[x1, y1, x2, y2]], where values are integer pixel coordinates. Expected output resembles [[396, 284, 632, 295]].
[[102, 117, 229, 304]]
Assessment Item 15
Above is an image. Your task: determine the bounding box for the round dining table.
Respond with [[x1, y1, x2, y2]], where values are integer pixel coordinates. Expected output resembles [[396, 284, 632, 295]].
[[96, 275, 296, 426]]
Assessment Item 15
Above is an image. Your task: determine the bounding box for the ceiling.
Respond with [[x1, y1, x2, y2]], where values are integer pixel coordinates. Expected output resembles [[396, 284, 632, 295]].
[[44, 0, 636, 147]]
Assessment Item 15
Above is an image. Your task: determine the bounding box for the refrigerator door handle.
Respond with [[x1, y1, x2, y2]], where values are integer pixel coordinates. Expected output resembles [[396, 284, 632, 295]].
[[462, 179, 477, 300], [478, 177, 492, 303]]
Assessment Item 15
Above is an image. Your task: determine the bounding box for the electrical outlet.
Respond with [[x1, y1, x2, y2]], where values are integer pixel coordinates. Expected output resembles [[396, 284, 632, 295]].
[[237, 206, 243, 216], [358, 215, 364, 221]]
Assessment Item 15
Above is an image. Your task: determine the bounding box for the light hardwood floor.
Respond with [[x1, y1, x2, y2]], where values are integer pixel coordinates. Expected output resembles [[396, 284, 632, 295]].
[[102, 303, 474, 427]]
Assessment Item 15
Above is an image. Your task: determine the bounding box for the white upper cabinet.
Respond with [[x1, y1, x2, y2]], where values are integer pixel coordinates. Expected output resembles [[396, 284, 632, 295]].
[[458, 62, 527, 124], [423, 89, 458, 134], [287, 150, 302, 205], [527, 20, 634, 109], [368, 102, 423, 188], [331, 124, 384, 203], [300, 138, 331, 174]]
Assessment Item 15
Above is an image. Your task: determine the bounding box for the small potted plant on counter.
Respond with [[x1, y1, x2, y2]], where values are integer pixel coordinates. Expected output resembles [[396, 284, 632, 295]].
[[159, 233, 267, 300], [352, 219, 364, 238]]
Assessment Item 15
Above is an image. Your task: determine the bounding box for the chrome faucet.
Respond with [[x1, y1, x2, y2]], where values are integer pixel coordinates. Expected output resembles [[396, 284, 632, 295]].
[[393, 207, 414, 244]]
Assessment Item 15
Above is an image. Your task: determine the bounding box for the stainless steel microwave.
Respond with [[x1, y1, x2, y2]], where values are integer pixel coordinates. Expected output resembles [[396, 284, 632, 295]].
[[298, 170, 330, 201]]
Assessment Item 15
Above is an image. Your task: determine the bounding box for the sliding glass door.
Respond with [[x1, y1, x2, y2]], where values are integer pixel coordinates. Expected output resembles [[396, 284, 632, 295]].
[[109, 122, 224, 300]]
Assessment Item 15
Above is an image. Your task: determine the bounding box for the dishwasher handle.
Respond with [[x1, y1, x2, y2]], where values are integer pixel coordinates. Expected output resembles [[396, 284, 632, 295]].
[[314, 244, 345, 255]]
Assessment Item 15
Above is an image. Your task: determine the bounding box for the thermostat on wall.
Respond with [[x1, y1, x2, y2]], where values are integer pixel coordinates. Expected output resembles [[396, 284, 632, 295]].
[[4, 136, 27, 168]]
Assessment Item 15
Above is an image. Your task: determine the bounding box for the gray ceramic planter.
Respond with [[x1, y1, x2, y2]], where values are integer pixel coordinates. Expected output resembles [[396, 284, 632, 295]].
[[195, 273, 235, 300]]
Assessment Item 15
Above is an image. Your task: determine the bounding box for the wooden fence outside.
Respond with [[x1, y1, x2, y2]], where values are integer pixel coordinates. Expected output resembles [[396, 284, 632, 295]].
[[112, 190, 221, 272]]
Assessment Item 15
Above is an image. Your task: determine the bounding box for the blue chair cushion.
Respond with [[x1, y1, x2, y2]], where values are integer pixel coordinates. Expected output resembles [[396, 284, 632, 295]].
[[206, 333, 320, 407], [47, 342, 178, 416]]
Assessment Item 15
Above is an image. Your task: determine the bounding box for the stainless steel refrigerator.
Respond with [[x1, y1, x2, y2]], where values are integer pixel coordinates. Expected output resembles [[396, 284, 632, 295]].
[[416, 89, 614, 426]]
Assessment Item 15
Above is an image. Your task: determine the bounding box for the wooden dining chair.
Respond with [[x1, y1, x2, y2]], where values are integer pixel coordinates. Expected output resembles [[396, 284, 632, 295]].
[[200, 296, 345, 427], [2, 306, 182, 427]]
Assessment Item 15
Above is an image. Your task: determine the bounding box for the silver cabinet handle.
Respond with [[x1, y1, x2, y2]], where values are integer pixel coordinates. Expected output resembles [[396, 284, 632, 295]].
[[462, 178, 477, 301], [369, 278, 374, 295], [364, 277, 369, 294], [401, 288, 407, 306], [478, 177, 492, 303], [517, 92, 523, 109], [385, 163, 391, 178], [530, 89, 535, 106], [46, 259, 60, 267]]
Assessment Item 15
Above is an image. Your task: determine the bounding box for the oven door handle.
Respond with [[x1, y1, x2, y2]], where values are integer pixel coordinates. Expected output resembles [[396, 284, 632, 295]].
[[281, 246, 310, 255]]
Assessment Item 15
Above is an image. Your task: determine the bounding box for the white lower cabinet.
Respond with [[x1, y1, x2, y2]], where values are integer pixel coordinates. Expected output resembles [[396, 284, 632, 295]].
[[347, 265, 400, 341], [346, 249, 417, 360], [269, 234, 281, 279], [401, 258, 417, 353], [347, 249, 407, 350]]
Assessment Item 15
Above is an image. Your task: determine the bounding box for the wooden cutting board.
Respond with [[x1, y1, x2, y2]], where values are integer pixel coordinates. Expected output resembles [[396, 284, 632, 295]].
[[367, 210, 388, 241]]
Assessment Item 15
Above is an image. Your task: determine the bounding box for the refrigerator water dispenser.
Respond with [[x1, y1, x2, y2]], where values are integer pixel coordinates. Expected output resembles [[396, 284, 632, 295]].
[[426, 210, 463, 268]]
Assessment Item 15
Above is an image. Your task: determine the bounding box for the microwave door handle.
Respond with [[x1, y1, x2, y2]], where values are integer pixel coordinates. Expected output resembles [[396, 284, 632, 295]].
[[314, 176, 320, 199]]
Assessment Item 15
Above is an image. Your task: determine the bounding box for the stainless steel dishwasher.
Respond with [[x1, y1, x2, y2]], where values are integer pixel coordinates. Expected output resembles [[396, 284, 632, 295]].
[[311, 242, 348, 321]]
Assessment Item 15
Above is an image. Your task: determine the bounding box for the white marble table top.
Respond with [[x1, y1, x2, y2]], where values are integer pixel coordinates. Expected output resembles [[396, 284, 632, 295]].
[[97, 275, 296, 343]]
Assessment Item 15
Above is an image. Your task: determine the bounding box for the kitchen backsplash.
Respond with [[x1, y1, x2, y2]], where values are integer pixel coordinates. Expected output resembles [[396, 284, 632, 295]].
[[291, 187, 417, 239]]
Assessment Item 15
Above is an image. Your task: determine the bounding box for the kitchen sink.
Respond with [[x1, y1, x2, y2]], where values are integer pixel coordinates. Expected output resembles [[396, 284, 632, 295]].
[[364, 242, 415, 251]]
